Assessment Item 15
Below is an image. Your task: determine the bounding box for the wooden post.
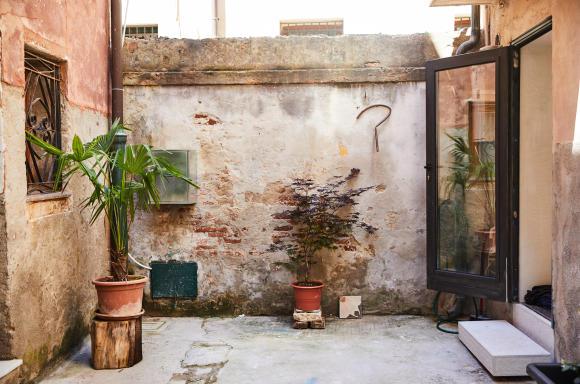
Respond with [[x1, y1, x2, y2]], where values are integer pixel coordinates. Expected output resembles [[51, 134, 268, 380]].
[[91, 316, 142, 369]]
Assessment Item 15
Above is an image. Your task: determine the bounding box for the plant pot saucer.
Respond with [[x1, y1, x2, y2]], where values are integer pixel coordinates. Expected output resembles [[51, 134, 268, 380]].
[[94, 309, 145, 321]]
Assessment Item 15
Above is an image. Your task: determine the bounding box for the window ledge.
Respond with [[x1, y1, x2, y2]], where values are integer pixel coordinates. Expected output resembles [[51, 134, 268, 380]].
[[26, 191, 71, 203]]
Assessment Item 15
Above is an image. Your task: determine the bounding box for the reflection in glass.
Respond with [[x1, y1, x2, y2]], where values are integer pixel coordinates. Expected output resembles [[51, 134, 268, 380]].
[[436, 63, 496, 277]]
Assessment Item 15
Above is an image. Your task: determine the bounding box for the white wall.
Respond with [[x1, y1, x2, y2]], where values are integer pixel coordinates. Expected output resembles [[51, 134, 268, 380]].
[[519, 31, 552, 302]]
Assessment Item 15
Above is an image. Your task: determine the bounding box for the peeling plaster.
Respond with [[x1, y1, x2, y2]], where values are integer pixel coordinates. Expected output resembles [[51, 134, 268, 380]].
[[126, 79, 431, 316]]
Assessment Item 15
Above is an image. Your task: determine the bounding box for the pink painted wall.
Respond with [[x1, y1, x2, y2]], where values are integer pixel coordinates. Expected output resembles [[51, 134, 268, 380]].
[[0, 1, 111, 379], [553, 0, 580, 144], [0, 0, 110, 114]]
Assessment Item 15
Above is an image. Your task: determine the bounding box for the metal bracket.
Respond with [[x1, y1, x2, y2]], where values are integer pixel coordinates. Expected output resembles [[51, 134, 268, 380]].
[[356, 104, 392, 152]]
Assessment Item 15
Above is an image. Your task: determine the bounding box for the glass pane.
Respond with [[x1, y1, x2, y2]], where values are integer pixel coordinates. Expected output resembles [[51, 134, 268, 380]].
[[157, 176, 189, 203], [436, 62, 496, 277], [153, 150, 190, 203]]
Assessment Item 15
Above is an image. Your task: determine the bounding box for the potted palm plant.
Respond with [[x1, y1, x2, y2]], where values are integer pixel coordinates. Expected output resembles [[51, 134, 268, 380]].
[[269, 169, 376, 311], [26, 120, 197, 317]]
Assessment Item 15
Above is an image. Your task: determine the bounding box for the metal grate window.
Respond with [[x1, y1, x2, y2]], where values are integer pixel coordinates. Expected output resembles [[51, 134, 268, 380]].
[[25, 50, 62, 194], [125, 24, 159, 39]]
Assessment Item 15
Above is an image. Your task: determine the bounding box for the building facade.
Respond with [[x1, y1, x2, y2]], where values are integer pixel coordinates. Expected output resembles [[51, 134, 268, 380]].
[[0, 1, 110, 381]]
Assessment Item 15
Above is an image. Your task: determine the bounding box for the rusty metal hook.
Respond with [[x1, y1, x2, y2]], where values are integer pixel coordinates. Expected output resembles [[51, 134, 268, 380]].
[[356, 104, 392, 152]]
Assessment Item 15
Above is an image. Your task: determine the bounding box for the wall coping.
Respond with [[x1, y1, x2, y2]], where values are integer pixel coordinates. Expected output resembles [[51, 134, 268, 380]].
[[123, 34, 436, 85], [124, 67, 426, 86]]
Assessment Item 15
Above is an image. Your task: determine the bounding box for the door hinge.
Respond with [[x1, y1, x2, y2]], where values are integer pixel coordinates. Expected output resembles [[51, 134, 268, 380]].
[[513, 210, 518, 219]]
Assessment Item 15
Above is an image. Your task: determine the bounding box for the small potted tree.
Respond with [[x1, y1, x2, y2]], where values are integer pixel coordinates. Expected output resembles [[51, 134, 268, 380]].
[[26, 121, 197, 317], [269, 169, 376, 311]]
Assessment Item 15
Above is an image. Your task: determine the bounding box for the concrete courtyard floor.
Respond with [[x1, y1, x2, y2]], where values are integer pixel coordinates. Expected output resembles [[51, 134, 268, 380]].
[[40, 316, 533, 384]]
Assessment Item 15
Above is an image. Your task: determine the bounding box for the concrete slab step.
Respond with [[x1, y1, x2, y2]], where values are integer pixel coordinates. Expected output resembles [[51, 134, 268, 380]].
[[0, 359, 22, 384], [513, 303, 554, 354], [458, 320, 552, 377]]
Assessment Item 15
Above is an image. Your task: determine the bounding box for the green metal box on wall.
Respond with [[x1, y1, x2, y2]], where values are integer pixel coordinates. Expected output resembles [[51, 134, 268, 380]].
[[150, 261, 198, 299], [152, 149, 197, 204]]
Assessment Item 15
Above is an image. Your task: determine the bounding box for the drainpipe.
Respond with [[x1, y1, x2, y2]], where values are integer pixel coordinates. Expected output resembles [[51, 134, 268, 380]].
[[110, 0, 128, 272], [111, 0, 125, 187], [110, 0, 126, 186], [111, 0, 124, 126], [456, 5, 481, 55]]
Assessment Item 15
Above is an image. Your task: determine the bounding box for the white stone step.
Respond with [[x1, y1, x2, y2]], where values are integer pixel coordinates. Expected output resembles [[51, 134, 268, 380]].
[[513, 303, 554, 354], [458, 320, 552, 376], [0, 359, 22, 381]]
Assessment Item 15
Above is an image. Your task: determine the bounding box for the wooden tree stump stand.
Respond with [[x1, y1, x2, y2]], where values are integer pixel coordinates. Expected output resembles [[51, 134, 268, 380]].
[[91, 315, 143, 369], [292, 309, 325, 329]]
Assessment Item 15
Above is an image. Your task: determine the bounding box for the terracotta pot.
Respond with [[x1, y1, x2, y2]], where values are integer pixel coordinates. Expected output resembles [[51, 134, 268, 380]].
[[92, 275, 148, 317], [291, 281, 324, 311]]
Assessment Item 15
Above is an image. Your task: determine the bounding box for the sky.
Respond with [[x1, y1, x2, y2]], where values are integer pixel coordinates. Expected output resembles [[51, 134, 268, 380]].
[[123, 0, 470, 39]]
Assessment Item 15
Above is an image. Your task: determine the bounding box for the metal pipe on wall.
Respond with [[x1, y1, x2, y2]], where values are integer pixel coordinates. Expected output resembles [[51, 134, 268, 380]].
[[456, 5, 481, 55], [111, 0, 124, 124], [111, 0, 126, 179], [110, 0, 128, 268]]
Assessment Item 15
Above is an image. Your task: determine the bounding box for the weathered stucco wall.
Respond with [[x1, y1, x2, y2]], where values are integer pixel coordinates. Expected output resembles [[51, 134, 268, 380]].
[[488, 0, 551, 45], [0, 0, 110, 380], [487, 0, 579, 361], [551, 0, 580, 362], [124, 35, 437, 316]]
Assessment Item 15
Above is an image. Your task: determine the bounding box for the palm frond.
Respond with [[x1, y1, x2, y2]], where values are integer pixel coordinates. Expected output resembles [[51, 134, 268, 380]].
[[25, 122, 198, 281]]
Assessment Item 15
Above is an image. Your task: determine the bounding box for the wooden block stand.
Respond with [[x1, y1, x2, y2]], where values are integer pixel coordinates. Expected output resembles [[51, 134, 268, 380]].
[[91, 315, 143, 369], [293, 309, 325, 329]]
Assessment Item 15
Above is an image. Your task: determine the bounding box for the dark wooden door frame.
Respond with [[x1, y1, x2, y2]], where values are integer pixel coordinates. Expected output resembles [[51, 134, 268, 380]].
[[508, 17, 553, 302], [426, 17, 554, 303], [426, 47, 511, 301]]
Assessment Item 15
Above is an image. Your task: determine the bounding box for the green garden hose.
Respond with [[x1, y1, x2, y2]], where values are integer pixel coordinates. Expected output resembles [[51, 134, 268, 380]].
[[432, 291, 460, 334]]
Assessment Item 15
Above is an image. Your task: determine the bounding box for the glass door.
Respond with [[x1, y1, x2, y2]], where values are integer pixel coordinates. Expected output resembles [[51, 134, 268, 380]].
[[426, 48, 512, 301]]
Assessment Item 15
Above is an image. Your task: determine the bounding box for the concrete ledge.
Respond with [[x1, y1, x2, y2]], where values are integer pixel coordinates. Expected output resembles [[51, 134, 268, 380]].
[[26, 191, 71, 203], [513, 304, 554, 354], [124, 67, 425, 86], [123, 34, 438, 73]]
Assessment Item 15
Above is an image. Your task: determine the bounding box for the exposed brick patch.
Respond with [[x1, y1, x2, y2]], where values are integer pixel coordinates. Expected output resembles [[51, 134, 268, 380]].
[[208, 232, 226, 238], [273, 212, 291, 220], [195, 250, 219, 258], [193, 112, 222, 126], [272, 233, 290, 244], [224, 238, 241, 244], [273, 225, 292, 231], [222, 250, 243, 257], [195, 227, 227, 233], [278, 194, 297, 205], [196, 244, 217, 250]]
